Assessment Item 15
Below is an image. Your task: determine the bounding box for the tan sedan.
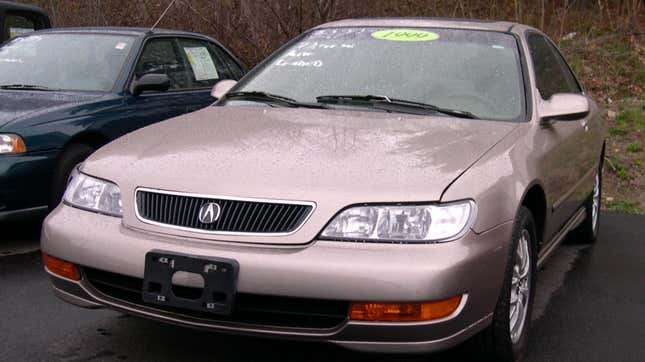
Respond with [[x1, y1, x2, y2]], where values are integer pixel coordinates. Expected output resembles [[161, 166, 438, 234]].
[[42, 18, 606, 361]]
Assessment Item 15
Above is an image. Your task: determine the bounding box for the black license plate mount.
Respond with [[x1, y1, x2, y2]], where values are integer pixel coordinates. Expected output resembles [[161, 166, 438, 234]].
[[142, 250, 239, 315]]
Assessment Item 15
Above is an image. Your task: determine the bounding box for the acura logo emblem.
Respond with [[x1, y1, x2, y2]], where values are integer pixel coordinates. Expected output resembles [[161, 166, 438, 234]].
[[198, 202, 221, 224]]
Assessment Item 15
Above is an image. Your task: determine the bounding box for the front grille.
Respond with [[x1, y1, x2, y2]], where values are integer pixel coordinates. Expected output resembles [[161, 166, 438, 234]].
[[135, 189, 314, 234], [83, 267, 348, 330]]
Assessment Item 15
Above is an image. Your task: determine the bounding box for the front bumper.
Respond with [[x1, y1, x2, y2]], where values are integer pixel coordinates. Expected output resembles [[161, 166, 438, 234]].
[[42, 204, 513, 353]]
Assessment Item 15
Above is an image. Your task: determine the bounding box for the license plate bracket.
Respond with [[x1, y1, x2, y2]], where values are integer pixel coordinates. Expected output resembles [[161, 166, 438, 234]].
[[142, 250, 239, 315]]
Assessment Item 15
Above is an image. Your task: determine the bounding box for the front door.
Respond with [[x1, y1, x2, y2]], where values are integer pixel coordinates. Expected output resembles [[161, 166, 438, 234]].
[[527, 33, 594, 240], [123, 37, 196, 132], [124, 36, 245, 130]]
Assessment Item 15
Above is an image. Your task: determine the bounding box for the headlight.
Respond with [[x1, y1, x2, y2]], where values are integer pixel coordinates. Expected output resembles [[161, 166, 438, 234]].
[[320, 200, 475, 243], [63, 168, 123, 217], [0, 134, 27, 154]]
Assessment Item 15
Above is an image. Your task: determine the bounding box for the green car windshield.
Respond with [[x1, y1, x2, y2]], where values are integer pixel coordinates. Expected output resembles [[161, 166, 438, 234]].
[[232, 27, 525, 121], [0, 33, 134, 92]]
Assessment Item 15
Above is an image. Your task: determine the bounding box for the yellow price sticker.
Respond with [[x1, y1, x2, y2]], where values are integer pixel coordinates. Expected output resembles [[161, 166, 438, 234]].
[[371, 29, 439, 42]]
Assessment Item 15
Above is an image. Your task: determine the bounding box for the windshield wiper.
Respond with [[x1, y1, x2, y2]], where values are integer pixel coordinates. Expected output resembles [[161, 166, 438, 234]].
[[0, 84, 60, 91], [316, 94, 479, 119], [224, 91, 328, 109]]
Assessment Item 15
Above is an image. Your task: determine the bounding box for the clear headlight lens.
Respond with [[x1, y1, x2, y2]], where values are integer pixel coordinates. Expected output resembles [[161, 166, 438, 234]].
[[0, 134, 27, 154], [63, 168, 123, 217], [320, 200, 475, 242]]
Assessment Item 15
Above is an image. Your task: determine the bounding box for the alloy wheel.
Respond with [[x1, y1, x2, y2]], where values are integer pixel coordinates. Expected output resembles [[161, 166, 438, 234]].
[[592, 172, 600, 232], [509, 229, 531, 344]]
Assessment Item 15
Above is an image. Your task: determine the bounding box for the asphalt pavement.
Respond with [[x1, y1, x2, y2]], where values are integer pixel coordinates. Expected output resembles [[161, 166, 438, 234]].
[[0, 212, 643, 361]]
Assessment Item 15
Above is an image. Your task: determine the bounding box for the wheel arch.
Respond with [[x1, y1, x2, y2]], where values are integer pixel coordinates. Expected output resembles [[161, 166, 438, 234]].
[[51, 130, 111, 172], [519, 181, 547, 250], [63, 131, 110, 151]]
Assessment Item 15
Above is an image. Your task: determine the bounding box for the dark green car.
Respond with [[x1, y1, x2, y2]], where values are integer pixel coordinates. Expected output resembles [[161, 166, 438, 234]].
[[0, 27, 244, 222]]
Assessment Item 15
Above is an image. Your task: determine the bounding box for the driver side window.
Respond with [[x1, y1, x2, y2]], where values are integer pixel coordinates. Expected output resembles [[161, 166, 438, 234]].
[[133, 37, 191, 90]]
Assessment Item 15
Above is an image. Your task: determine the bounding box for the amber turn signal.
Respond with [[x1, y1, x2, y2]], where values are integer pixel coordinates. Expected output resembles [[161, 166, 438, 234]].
[[43, 253, 80, 281], [349, 295, 463, 322], [12, 136, 27, 153]]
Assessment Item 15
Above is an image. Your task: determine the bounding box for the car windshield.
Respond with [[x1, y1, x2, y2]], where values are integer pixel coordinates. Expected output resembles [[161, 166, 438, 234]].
[[0, 33, 134, 92], [230, 27, 525, 121]]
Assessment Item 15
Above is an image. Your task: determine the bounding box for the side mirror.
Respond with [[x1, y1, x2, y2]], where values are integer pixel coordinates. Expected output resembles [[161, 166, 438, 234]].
[[211, 79, 237, 100], [130, 74, 171, 96], [539, 93, 590, 125]]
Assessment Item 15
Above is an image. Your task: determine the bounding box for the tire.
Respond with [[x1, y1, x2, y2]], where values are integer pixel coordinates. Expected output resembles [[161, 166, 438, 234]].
[[573, 159, 603, 243], [477, 206, 537, 362], [49, 143, 95, 209]]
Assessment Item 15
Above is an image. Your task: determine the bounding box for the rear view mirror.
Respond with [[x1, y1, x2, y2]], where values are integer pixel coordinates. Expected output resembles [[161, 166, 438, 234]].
[[131, 74, 171, 96], [211, 79, 237, 100], [539, 93, 590, 124]]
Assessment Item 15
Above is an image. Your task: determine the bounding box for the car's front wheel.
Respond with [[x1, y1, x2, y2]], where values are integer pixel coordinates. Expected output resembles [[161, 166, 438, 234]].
[[573, 159, 603, 243], [477, 206, 537, 361]]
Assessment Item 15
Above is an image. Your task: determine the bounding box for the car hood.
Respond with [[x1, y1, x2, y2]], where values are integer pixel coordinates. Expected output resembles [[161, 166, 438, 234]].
[[0, 90, 104, 129], [84, 106, 517, 245]]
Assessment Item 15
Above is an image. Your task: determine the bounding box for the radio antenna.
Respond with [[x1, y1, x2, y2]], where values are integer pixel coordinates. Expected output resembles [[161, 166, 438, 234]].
[[149, 0, 178, 33]]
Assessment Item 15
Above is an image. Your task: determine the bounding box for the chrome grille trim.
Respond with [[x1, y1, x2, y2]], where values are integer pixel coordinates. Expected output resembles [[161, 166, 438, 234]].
[[134, 187, 316, 236]]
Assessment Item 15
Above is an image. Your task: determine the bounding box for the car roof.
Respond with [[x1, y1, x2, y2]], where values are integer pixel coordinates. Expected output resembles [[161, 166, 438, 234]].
[[314, 17, 526, 33], [33, 26, 212, 39], [0, 0, 48, 16]]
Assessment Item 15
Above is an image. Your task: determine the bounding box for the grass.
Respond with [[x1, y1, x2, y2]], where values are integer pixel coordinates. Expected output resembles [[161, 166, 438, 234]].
[[608, 106, 644, 137], [605, 157, 630, 180], [627, 143, 642, 153], [607, 105, 644, 134], [605, 200, 643, 214], [609, 128, 628, 136], [617, 106, 645, 129], [601, 100, 644, 214]]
